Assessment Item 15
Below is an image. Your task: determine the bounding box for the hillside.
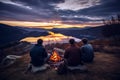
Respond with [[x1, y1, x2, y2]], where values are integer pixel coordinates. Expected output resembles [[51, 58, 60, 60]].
[[0, 39, 120, 80], [51, 23, 120, 40], [51, 26, 103, 40], [0, 24, 26, 45], [0, 24, 49, 45]]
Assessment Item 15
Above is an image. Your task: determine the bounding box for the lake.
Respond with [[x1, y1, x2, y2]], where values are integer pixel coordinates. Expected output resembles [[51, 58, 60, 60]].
[[21, 31, 81, 45]]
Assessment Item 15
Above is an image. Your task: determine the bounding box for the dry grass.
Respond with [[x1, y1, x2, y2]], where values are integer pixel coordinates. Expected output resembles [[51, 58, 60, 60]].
[[0, 51, 120, 80], [0, 38, 120, 80]]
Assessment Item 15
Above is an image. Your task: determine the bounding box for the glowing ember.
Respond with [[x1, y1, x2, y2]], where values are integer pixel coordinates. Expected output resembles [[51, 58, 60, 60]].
[[49, 50, 62, 62]]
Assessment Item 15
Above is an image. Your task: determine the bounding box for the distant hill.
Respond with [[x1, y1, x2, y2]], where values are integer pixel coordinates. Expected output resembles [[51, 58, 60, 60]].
[[0, 24, 26, 45], [17, 26, 47, 32], [51, 23, 120, 40], [102, 24, 120, 37], [51, 26, 103, 40], [0, 24, 48, 45]]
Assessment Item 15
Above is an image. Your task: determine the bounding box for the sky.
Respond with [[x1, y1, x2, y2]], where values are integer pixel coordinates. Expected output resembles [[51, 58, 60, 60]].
[[0, 0, 120, 29]]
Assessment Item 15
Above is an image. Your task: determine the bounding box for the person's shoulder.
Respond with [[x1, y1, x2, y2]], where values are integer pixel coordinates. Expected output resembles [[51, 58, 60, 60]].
[[65, 46, 71, 51], [81, 45, 85, 48], [66, 47, 70, 50], [88, 44, 93, 47], [76, 45, 80, 48], [84, 44, 91, 46]]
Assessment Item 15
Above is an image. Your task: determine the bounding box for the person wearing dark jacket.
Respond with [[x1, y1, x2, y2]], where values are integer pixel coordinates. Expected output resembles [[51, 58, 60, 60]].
[[81, 38, 94, 63], [30, 39, 48, 67], [64, 39, 82, 66]]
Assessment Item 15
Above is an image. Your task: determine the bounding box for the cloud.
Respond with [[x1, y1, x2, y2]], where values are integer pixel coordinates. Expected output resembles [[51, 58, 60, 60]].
[[0, 0, 120, 27], [77, 0, 120, 17], [53, 0, 100, 11], [55, 0, 120, 24], [0, 0, 32, 10], [0, 0, 62, 21]]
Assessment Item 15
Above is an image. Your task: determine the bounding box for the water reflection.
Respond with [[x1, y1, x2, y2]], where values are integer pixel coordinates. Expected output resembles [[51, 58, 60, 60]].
[[21, 31, 81, 45]]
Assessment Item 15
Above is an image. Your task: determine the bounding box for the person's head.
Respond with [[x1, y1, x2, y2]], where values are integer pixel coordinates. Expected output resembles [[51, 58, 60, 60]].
[[82, 38, 88, 44], [37, 39, 43, 45], [69, 39, 75, 45]]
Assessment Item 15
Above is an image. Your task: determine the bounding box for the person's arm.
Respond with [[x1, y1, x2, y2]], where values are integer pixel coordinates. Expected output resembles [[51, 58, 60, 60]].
[[64, 49, 69, 59], [43, 48, 48, 58], [79, 48, 84, 65], [80, 46, 85, 54]]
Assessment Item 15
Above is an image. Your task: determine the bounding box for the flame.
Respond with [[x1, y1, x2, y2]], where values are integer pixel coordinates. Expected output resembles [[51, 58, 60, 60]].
[[50, 50, 62, 62]]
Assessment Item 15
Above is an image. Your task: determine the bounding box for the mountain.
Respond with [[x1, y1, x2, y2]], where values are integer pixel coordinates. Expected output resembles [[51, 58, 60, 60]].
[[0, 24, 26, 45], [17, 26, 47, 32], [51, 26, 103, 40], [51, 23, 120, 40], [51, 27, 90, 31], [0, 24, 48, 45]]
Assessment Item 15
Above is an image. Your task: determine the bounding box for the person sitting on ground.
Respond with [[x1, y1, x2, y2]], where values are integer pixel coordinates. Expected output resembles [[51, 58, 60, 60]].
[[29, 39, 49, 73], [64, 39, 82, 66], [81, 38, 94, 63], [63, 39, 87, 71]]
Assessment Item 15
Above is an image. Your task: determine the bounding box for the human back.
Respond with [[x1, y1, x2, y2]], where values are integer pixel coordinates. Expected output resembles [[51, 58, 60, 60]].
[[64, 39, 82, 66], [81, 38, 94, 62], [30, 44, 47, 59], [30, 39, 48, 67]]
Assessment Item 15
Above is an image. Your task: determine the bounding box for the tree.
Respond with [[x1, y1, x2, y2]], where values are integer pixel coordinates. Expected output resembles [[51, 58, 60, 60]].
[[117, 14, 120, 23], [102, 19, 106, 25], [102, 15, 120, 37], [111, 16, 115, 24]]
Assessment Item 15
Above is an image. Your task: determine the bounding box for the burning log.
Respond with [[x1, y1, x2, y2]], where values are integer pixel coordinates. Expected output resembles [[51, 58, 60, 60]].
[[48, 48, 64, 69], [49, 50, 62, 62]]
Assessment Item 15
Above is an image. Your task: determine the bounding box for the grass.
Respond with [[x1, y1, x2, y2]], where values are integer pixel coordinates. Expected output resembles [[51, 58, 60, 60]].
[[0, 38, 120, 80], [0, 51, 120, 80]]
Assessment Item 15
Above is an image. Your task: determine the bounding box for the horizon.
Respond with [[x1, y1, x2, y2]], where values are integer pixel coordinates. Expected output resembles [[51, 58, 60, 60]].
[[0, 20, 102, 29]]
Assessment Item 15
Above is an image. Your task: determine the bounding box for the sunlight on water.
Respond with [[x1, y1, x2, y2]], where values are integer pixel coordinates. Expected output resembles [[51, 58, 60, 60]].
[[21, 31, 81, 45]]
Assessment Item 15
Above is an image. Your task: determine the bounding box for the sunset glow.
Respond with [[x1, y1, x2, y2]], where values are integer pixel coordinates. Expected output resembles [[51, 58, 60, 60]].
[[0, 20, 101, 29], [0, 0, 119, 29]]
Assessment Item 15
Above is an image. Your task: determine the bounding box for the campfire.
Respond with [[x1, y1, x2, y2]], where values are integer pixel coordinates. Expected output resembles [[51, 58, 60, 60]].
[[49, 50, 62, 63]]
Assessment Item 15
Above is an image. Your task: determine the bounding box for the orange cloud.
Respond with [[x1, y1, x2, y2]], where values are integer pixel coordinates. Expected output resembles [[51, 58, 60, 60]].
[[0, 20, 102, 29]]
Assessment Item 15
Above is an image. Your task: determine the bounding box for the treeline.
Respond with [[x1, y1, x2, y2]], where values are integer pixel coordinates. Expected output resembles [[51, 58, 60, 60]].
[[102, 15, 120, 38], [103, 14, 120, 25]]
